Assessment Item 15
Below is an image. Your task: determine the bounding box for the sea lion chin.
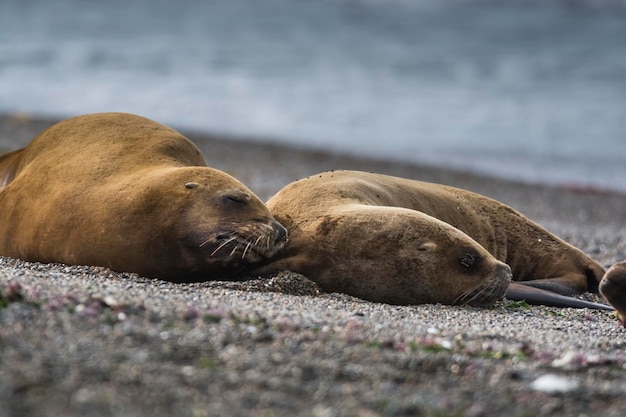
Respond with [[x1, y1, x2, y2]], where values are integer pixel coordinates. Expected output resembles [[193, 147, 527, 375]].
[[0, 112, 288, 281]]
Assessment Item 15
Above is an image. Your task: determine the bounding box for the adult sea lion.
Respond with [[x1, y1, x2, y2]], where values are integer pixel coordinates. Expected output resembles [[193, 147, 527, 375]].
[[254, 170, 611, 310], [0, 113, 288, 280]]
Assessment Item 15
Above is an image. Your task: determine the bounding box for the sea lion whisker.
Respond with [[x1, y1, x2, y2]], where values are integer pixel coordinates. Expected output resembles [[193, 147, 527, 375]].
[[474, 283, 497, 303], [485, 284, 504, 301], [458, 279, 505, 306], [453, 283, 480, 305], [453, 288, 474, 305], [199, 231, 233, 248], [230, 240, 245, 257], [209, 236, 238, 256], [242, 240, 253, 260], [454, 281, 490, 305]]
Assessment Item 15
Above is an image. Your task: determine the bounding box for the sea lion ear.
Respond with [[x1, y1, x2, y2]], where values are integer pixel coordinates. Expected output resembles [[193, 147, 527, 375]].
[[0, 149, 21, 192], [0, 170, 14, 191], [417, 241, 438, 252]]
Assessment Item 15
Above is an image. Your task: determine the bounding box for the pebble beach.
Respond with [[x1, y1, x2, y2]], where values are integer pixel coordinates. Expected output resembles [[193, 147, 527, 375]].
[[2, 114, 626, 417]]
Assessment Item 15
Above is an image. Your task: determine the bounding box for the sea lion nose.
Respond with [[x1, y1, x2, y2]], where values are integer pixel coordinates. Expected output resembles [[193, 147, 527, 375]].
[[496, 262, 512, 282], [273, 220, 289, 244]]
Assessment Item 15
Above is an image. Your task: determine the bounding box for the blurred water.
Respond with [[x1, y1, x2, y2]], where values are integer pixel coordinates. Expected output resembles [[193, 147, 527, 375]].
[[1, 0, 626, 190]]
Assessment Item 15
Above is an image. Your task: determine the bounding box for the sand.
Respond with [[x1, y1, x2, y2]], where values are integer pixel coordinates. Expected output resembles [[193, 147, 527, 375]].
[[1, 113, 626, 417]]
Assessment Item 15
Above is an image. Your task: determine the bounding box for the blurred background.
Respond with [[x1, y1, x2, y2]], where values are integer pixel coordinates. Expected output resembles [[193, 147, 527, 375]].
[[1, 0, 625, 191]]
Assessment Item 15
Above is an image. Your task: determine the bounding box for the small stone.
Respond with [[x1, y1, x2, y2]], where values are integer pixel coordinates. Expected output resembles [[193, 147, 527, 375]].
[[103, 296, 119, 308], [530, 374, 579, 393]]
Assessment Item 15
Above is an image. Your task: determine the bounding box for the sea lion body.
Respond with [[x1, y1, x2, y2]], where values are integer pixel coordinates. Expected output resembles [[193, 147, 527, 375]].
[[255, 170, 606, 307], [0, 113, 287, 280]]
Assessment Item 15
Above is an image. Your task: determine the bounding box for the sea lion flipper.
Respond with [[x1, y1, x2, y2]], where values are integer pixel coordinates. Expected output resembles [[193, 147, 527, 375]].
[[508, 274, 594, 296], [506, 282, 613, 311]]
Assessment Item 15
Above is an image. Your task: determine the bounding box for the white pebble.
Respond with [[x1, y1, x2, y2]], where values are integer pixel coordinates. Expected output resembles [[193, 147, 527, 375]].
[[103, 295, 119, 308], [530, 374, 579, 393]]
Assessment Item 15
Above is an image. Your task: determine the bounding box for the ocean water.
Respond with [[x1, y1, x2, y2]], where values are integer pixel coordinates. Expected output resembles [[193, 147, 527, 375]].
[[1, 0, 626, 191]]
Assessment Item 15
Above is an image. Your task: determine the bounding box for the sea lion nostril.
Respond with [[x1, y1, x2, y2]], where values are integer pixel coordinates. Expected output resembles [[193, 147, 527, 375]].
[[273, 221, 288, 243]]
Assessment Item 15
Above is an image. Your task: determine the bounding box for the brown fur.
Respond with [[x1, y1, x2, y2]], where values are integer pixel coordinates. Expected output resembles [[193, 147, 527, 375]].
[[254, 170, 606, 306], [600, 262, 626, 326], [0, 113, 287, 280]]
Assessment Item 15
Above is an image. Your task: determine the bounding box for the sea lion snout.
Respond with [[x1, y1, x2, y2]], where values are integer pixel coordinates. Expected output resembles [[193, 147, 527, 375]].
[[191, 215, 288, 265], [455, 261, 511, 306], [247, 219, 288, 260], [272, 219, 289, 246]]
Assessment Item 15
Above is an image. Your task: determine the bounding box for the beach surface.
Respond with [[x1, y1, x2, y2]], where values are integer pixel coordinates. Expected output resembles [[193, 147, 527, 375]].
[[1, 113, 626, 417]]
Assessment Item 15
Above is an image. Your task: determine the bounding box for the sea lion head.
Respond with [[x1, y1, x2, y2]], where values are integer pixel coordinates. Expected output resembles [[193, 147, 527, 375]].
[[121, 166, 288, 279], [599, 261, 626, 326], [268, 204, 512, 306], [446, 244, 513, 307], [176, 168, 288, 273], [389, 218, 513, 307]]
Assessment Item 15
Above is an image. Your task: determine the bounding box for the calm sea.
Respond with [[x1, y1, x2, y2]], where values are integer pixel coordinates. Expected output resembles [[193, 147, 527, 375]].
[[1, 0, 626, 191]]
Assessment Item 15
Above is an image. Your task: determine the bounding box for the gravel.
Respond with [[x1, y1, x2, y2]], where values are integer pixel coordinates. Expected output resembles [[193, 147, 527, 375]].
[[2, 113, 626, 417]]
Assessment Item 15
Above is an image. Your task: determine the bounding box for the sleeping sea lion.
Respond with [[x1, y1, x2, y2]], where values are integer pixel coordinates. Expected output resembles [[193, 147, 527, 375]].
[[0, 113, 288, 280]]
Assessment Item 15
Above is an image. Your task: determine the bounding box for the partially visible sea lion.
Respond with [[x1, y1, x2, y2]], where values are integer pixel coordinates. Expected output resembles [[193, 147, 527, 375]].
[[254, 170, 610, 309], [0, 113, 288, 280], [600, 262, 626, 325]]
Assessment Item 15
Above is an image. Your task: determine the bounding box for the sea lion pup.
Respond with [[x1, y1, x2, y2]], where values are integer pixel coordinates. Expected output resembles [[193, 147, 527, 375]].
[[0, 113, 287, 280], [253, 170, 610, 309]]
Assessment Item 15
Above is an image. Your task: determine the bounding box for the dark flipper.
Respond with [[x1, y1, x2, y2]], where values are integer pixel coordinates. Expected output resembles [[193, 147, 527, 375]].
[[505, 282, 613, 311]]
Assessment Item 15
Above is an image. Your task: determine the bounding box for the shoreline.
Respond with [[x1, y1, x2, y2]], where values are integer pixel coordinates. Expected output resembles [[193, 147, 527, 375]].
[[2, 113, 626, 417]]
